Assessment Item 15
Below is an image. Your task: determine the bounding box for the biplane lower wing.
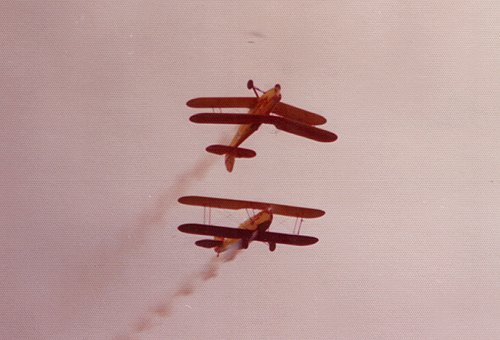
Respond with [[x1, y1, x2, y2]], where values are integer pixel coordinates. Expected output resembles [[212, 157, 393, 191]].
[[178, 223, 253, 239], [186, 97, 257, 108], [178, 196, 325, 219], [189, 113, 337, 142], [272, 115, 338, 142], [255, 231, 318, 246], [190, 113, 267, 125], [179, 224, 318, 247], [273, 102, 327, 126]]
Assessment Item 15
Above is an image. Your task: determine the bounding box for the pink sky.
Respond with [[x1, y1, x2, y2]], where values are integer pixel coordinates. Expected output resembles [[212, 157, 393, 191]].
[[1, 1, 499, 339]]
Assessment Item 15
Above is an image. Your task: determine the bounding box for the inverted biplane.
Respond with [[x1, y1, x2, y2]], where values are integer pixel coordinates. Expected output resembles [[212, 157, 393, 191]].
[[187, 80, 338, 172], [177, 196, 324, 254]]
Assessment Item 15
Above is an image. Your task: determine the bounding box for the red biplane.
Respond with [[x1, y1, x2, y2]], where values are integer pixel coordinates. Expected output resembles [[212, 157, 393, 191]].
[[177, 196, 324, 254], [187, 80, 338, 172]]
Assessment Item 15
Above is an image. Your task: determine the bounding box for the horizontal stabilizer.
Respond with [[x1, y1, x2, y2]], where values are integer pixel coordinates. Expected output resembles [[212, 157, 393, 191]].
[[186, 97, 257, 108], [195, 239, 223, 248], [206, 145, 256, 158]]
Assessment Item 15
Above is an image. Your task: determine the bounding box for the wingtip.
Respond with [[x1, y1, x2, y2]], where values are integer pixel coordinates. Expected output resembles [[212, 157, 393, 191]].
[[178, 196, 195, 204], [186, 98, 199, 107], [316, 210, 326, 218]]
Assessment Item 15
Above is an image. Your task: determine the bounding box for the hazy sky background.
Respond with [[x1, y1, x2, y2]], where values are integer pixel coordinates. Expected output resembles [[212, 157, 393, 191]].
[[1, 1, 499, 339]]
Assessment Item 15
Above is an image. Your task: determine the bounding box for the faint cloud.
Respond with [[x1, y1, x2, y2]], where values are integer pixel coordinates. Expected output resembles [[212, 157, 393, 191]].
[[248, 31, 267, 39], [245, 31, 268, 44]]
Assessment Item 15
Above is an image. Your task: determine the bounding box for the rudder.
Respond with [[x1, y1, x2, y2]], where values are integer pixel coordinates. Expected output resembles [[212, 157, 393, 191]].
[[225, 154, 235, 172]]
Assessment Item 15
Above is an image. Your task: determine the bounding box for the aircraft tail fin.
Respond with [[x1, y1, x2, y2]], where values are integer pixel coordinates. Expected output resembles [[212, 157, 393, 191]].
[[225, 153, 235, 172]]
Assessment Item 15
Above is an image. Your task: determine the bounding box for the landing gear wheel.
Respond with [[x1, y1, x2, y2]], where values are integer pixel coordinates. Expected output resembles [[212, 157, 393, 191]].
[[247, 79, 254, 90], [269, 242, 276, 252], [241, 238, 249, 249]]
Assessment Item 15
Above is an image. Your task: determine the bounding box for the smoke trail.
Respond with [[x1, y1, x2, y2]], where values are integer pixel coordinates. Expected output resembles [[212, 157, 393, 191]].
[[77, 127, 234, 293], [119, 153, 218, 253], [124, 244, 242, 338], [68, 130, 238, 339], [74, 154, 219, 297], [117, 132, 230, 256], [55, 129, 239, 340]]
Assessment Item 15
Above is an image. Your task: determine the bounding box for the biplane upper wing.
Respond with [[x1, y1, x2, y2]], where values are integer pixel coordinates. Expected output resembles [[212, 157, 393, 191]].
[[189, 113, 337, 142], [178, 196, 325, 219], [255, 231, 318, 246], [178, 223, 253, 239], [186, 97, 257, 108], [273, 102, 327, 126]]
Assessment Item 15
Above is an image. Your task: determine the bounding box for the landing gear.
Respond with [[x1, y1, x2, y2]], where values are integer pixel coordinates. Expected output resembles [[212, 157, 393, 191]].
[[241, 238, 249, 249], [269, 242, 276, 252], [247, 79, 254, 90]]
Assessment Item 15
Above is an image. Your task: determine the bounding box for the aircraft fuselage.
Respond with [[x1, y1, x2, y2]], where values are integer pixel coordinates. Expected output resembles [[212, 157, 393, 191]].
[[214, 209, 273, 254], [228, 85, 282, 148]]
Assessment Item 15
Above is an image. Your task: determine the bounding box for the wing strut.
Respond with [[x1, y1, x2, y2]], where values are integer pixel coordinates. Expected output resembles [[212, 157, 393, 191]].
[[292, 217, 304, 235], [203, 206, 212, 225], [297, 218, 304, 235]]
